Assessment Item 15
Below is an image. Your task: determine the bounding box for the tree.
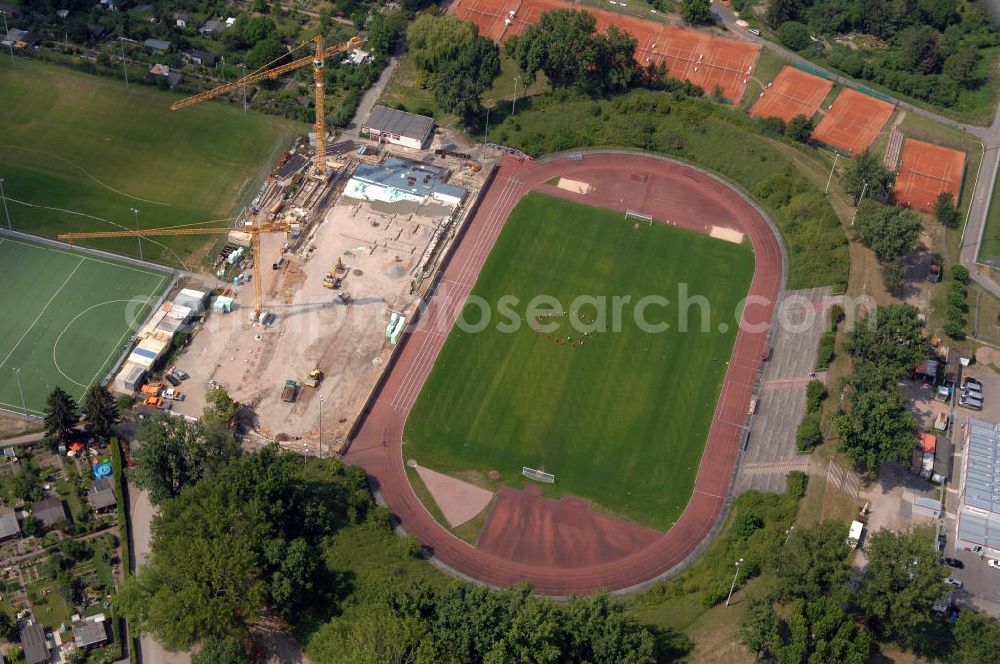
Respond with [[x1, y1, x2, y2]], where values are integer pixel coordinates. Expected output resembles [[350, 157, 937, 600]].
[[117, 446, 373, 648], [836, 364, 918, 471], [785, 114, 813, 142], [509, 9, 599, 89], [778, 21, 811, 51], [900, 26, 941, 74], [796, 414, 822, 450], [434, 35, 501, 121], [954, 612, 1000, 663], [739, 595, 779, 658], [680, 0, 712, 24], [765, 0, 802, 28], [0, 610, 16, 641], [308, 604, 436, 664], [953, 265, 970, 283], [192, 637, 247, 664], [944, 46, 981, 89], [859, 530, 946, 652], [247, 37, 287, 70], [44, 386, 78, 446], [846, 303, 928, 374], [881, 258, 907, 295], [406, 14, 474, 73], [852, 201, 922, 263], [934, 191, 959, 227], [805, 379, 828, 412], [131, 414, 239, 504], [774, 521, 851, 599], [82, 384, 119, 439], [22, 515, 42, 537], [842, 150, 895, 202], [589, 25, 638, 95], [203, 387, 237, 426]]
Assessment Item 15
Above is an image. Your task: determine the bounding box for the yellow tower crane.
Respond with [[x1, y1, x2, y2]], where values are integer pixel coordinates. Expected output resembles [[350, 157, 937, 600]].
[[171, 34, 364, 179], [59, 220, 293, 320]]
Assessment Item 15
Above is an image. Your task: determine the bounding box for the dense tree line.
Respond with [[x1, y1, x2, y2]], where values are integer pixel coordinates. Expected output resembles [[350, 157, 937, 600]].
[[751, 0, 999, 108], [834, 304, 927, 474]]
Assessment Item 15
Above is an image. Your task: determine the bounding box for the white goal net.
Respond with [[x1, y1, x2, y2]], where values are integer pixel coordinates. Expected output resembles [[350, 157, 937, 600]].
[[625, 209, 654, 226], [522, 467, 556, 483]]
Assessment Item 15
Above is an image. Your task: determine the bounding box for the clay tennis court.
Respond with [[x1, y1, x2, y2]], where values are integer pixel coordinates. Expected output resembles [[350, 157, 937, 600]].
[[810, 87, 896, 155], [452, 0, 760, 101], [749, 66, 833, 124], [893, 138, 966, 213], [344, 151, 784, 595]]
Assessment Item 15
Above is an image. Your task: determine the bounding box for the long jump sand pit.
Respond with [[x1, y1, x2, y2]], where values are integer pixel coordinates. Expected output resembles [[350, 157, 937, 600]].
[[749, 66, 833, 124], [452, 0, 760, 102], [810, 88, 896, 155], [345, 152, 784, 594], [893, 138, 966, 213], [555, 177, 591, 194], [413, 462, 494, 527], [710, 225, 746, 243]]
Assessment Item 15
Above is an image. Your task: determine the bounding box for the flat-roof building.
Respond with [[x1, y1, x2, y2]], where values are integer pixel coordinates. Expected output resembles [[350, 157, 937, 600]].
[[32, 496, 67, 530], [361, 105, 434, 150], [957, 419, 1000, 554], [19, 622, 49, 664], [345, 157, 466, 208], [0, 511, 20, 541]]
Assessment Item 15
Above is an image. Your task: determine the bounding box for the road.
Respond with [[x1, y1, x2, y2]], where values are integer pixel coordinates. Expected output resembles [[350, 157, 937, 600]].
[[710, 4, 1000, 298], [342, 54, 400, 134]]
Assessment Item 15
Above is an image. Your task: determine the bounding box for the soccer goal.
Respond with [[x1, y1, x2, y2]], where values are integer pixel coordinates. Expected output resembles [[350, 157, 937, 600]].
[[522, 467, 556, 484], [625, 209, 654, 226]]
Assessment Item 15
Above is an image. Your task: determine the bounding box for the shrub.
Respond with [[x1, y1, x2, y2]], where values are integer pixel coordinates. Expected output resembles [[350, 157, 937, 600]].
[[947, 291, 968, 311], [828, 304, 845, 331], [816, 332, 836, 370], [796, 414, 823, 451], [806, 380, 829, 412], [786, 471, 808, 498], [943, 319, 965, 339], [778, 21, 812, 51], [953, 265, 970, 283]]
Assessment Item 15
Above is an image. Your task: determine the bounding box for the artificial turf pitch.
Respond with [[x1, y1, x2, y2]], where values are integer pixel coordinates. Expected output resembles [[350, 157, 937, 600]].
[[0, 237, 169, 416], [404, 193, 755, 529]]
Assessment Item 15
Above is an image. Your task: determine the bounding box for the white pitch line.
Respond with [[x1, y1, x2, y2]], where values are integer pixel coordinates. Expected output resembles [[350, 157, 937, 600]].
[[1, 236, 167, 277], [0, 258, 85, 373]]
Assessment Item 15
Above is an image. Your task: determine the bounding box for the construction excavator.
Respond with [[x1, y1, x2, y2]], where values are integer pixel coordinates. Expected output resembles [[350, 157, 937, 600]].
[[171, 33, 364, 180], [59, 220, 293, 321]]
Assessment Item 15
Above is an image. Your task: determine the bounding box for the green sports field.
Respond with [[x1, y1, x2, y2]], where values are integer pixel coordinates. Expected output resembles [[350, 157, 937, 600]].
[[0, 236, 169, 416], [0, 59, 298, 268], [404, 193, 755, 529]]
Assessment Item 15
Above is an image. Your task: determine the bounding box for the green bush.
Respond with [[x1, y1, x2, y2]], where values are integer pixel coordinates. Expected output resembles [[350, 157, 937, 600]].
[[953, 265, 970, 283], [947, 291, 968, 311], [796, 414, 823, 451], [786, 471, 808, 498], [816, 332, 836, 370], [944, 319, 965, 339], [829, 304, 845, 330], [806, 380, 829, 412], [778, 21, 812, 51]]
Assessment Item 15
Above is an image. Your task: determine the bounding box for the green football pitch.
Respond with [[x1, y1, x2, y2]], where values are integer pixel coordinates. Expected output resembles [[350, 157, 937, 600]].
[[0, 236, 169, 417], [0, 59, 297, 268], [404, 193, 755, 529]]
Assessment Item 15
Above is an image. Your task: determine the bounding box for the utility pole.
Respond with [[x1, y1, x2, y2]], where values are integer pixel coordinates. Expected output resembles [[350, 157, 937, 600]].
[[484, 98, 494, 145], [303, 442, 309, 472], [824, 152, 839, 194], [120, 40, 129, 87], [131, 207, 143, 260], [725, 558, 744, 606], [319, 394, 325, 459], [12, 368, 28, 424], [849, 180, 869, 226], [512, 76, 519, 116], [1, 11, 13, 64], [241, 63, 247, 114], [784, 526, 795, 545], [0, 178, 11, 230]]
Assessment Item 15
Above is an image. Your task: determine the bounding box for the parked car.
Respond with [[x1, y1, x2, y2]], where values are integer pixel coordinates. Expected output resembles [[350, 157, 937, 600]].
[[944, 578, 964, 588], [988, 559, 1000, 570], [942, 558, 965, 569], [960, 395, 983, 411], [963, 385, 983, 398], [963, 377, 983, 390], [173, 368, 190, 380], [165, 373, 181, 387]]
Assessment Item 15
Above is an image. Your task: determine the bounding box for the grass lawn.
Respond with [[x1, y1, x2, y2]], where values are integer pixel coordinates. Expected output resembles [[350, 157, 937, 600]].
[[740, 48, 787, 112], [404, 193, 754, 529], [978, 167, 1000, 265], [0, 59, 299, 268], [0, 237, 169, 415]]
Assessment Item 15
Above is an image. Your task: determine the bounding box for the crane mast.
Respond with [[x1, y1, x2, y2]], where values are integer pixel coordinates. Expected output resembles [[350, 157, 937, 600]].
[[313, 34, 327, 180]]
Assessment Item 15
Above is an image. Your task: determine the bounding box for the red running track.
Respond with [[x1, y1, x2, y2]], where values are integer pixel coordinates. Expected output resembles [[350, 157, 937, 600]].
[[344, 152, 784, 595]]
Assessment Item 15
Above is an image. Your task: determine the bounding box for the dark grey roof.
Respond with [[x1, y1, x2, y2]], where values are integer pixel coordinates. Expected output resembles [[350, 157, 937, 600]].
[[32, 496, 66, 528], [0, 4, 23, 18], [0, 512, 20, 539], [20, 623, 49, 664], [89, 478, 117, 510], [73, 617, 108, 648], [201, 19, 224, 32], [187, 49, 215, 64], [134, 4, 154, 13], [934, 435, 953, 479], [166, 71, 183, 88], [363, 105, 434, 142], [143, 38, 170, 51], [87, 23, 105, 38]]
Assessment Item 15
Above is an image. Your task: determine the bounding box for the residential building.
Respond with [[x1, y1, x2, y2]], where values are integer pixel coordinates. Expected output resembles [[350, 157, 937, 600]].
[[361, 105, 435, 150], [19, 622, 49, 664], [0, 511, 19, 541], [175, 13, 189, 27], [200, 19, 224, 34], [89, 478, 117, 513], [185, 49, 216, 66], [31, 496, 67, 530], [143, 37, 170, 53], [72, 614, 109, 650]]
